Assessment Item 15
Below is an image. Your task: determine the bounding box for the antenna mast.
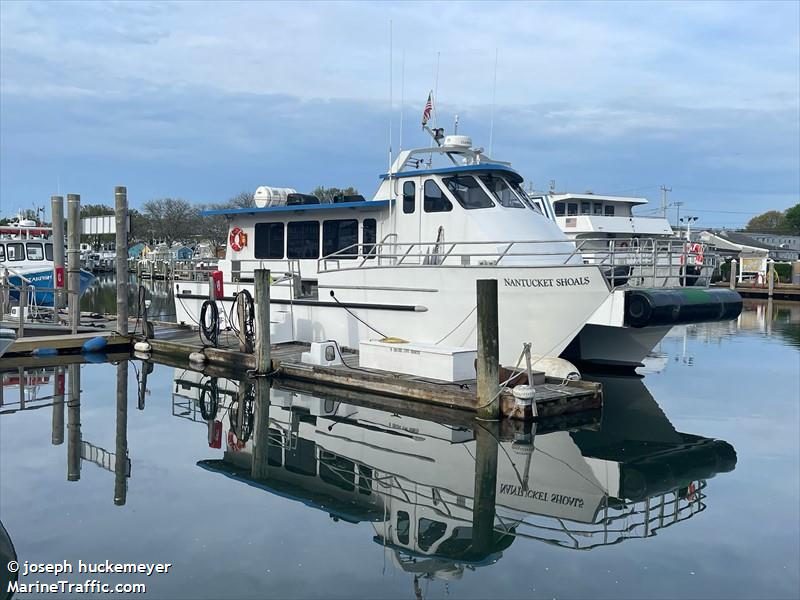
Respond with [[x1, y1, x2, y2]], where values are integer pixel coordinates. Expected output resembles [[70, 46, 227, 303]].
[[489, 47, 498, 157]]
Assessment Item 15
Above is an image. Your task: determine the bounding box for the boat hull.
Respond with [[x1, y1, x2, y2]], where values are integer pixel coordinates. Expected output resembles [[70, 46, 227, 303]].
[[7, 269, 96, 306]]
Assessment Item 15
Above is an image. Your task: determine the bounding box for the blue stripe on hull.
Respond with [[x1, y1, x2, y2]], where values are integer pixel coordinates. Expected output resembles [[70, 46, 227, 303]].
[[8, 270, 96, 306]]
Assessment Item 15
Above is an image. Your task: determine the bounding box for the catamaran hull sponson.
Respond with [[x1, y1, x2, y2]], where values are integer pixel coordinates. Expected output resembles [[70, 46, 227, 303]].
[[174, 264, 612, 367]]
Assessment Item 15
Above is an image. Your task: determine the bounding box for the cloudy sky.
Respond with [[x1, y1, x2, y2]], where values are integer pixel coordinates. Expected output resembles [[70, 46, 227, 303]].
[[1, 0, 798, 227]]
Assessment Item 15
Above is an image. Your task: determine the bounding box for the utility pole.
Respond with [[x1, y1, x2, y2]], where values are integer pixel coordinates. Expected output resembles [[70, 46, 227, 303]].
[[674, 201, 684, 229], [660, 185, 672, 218]]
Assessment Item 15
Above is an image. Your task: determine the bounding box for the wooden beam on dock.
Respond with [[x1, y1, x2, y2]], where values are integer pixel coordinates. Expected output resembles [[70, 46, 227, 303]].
[[6, 331, 130, 356]]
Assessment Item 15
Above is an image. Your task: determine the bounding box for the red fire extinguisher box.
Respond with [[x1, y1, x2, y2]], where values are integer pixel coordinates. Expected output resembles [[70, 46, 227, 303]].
[[211, 270, 224, 299]]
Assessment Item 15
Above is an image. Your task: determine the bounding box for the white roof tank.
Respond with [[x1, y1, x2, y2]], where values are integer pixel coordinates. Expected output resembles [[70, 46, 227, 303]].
[[253, 186, 298, 208]]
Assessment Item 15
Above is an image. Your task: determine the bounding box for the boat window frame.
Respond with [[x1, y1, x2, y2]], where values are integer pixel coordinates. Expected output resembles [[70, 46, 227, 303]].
[[5, 242, 24, 261], [254, 222, 286, 259], [423, 178, 453, 213], [362, 218, 377, 259], [593, 202, 603, 215], [322, 218, 359, 259], [442, 174, 495, 210], [26, 242, 45, 261], [402, 181, 416, 214], [567, 203, 578, 216], [604, 205, 615, 216], [286, 220, 321, 259], [580, 202, 591, 215], [478, 174, 525, 209], [0, 245, 4, 261], [554, 202, 565, 217], [45, 243, 53, 261]]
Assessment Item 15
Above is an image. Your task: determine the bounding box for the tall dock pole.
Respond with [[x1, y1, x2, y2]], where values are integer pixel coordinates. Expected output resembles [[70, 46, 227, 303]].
[[767, 259, 775, 298], [115, 187, 129, 334], [476, 279, 500, 420], [254, 269, 271, 374], [51, 195, 66, 310], [729, 259, 738, 290], [67, 194, 81, 333]]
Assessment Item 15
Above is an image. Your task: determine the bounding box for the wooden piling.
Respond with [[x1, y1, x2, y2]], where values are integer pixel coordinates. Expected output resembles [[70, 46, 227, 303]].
[[254, 269, 271, 374], [67, 194, 81, 334], [51, 195, 66, 310], [51, 366, 65, 446], [67, 363, 81, 481], [767, 259, 775, 298], [471, 421, 499, 553], [251, 377, 271, 481], [476, 279, 500, 420], [114, 360, 128, 506], [729, 259, 738, 290], [115, 186, 129, 334]]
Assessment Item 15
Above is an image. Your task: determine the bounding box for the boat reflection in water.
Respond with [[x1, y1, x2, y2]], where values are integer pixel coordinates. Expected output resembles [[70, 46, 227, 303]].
[[173, 368, 737, 582]]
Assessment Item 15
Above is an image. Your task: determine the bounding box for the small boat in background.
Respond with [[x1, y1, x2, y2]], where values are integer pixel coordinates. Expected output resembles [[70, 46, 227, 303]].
[[0, 216, 95, 306]]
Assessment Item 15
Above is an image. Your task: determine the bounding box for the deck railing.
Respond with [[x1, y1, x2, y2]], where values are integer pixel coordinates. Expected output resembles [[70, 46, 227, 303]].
[[317, 236, 718, 290]]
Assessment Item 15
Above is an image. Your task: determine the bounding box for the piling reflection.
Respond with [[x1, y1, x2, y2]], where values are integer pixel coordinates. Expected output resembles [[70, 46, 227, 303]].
[[170, 367, 737, 586]]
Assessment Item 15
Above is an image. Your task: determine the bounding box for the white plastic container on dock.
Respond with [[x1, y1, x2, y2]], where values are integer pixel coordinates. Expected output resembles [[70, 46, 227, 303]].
[[359, 339, 477, 382]]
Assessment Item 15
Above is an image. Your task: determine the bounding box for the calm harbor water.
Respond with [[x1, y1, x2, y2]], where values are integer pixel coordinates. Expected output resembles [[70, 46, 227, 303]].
[[1, 299, 798, 599], [80, 274, 177, 323]]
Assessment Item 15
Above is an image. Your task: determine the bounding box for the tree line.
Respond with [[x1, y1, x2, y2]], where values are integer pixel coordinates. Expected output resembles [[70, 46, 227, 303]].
[[745, 203, 800, 235]]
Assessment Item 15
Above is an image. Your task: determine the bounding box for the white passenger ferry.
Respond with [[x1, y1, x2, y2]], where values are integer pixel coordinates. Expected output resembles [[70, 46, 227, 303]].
[[173, 133, 740, 368]]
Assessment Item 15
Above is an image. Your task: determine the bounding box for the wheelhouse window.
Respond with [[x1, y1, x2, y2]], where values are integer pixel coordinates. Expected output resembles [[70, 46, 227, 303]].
[[254, 223, 285, 259], [5, 242, 24, 261], [363, 218, 376, 258], [480, 175, 524, 208], [45, 243, 53, 261], [418, 518, 447, 551], [287, 221, 320, 259], [423, 179, 452, 213], [402, 181, 415, 214], [604, 205, 615, 216], [323, 219, 358, 258], [396, 511, 410, 545], [554, 203, 565, 217], [567, 203, 578, 216], [443, 175, 494, 209], [580, 202, 590, 215], [593, 203, 603, 215], [26, 243, 44, 261], [0, 245, 5, 261]]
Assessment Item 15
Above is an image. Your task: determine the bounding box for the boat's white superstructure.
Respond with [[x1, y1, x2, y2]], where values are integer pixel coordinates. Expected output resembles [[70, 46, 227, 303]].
[[172, 133, 739, 369]]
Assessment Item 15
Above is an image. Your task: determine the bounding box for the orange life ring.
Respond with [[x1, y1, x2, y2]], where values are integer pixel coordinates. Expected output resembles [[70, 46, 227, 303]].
[[229, 227, 247, 252]]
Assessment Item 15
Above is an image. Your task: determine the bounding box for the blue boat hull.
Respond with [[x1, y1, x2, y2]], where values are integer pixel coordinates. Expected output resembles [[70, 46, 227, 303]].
[[8, 269, 96, 306]]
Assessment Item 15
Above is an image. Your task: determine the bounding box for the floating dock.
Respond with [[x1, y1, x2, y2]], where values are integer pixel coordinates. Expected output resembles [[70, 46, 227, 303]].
[[714, 281, 800, 301]]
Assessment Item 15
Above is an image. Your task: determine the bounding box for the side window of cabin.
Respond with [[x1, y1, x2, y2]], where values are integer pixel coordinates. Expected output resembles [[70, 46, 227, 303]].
[[443, 175, 494, 209], [604, 205, 615, 216], [554, 203, 565, 216], [423, 179, 452, 213], [45, 243, 53, 261], [287, 221, 320, 259], [396, 511, 410, 545], [0, 245, 5, 261], [567, 203, 578, 216], [6, 243, 24, 261], [580, 202, 590, 215], [26, 243, 44, 261], [478, 175, 524, 208], [402, 181, 415, 214], [363, 219, 377, 258], [254, 223, 285, 259], [323, 219, 358, 258], [593, 203, 603, 215]]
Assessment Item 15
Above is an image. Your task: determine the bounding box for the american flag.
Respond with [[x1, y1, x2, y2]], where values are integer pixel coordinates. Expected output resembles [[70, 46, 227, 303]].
[[422, 92, 433, 125]]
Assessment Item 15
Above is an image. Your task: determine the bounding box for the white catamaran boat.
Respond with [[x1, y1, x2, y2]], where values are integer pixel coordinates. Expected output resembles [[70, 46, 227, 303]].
[[173, 132, 741, 369], [0, 217, 95, 307]]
